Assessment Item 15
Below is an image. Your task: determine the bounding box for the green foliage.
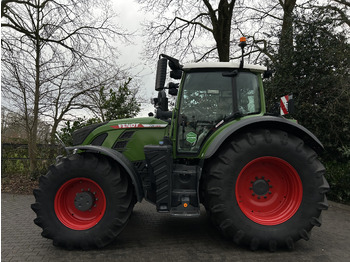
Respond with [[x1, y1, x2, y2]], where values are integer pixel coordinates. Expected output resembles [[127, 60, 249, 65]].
[[265, 10, 350, 162], [1, 144, 57, 178], [58, 117, 101, 146], [100, 78, 140, 121], [324, 161, 350, 204], [263, 9, 350, 204]]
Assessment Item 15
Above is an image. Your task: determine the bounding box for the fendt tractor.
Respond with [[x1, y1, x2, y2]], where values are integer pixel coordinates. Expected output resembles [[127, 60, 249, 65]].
[[32, 38, 329, 251]]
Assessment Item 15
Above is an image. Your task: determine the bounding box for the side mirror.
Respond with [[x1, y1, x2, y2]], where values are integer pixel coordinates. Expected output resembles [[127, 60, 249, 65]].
[[161, 54, 182, 70], [155, 58, 167, 91]]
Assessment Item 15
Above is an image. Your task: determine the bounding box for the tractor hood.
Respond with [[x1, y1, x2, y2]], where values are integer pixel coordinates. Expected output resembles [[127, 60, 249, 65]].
[[72, 117, 169, 162]]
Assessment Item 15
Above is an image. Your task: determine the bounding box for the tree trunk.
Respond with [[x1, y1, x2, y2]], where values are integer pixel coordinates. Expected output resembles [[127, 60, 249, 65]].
[[275, 0, 297, 93], [50, 121, 59, 146], [205, 0, 235, 62], [28, 3, 41, 177], [278, 0, 296, 68], [28, 132, 38, 176]]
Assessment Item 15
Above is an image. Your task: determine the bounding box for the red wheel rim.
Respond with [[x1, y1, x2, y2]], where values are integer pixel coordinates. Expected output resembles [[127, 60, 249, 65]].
[[235, 157, 302, 225], [54, 178, 106, 230]]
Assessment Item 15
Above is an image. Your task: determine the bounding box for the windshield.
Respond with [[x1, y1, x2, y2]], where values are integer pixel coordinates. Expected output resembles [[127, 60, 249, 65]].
[[177, 70, 261, 153]]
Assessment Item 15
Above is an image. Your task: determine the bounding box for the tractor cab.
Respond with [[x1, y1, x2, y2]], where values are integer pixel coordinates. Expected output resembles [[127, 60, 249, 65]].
[[153, 55, 267, 155]]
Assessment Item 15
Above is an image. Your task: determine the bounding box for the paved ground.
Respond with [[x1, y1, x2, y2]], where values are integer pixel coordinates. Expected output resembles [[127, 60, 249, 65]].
[[1, 193, 350, 262]]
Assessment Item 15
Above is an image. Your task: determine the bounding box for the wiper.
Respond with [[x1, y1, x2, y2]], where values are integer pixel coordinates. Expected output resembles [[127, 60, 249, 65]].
[[222, 70, 238, 77], [215, 111, 243, 128]]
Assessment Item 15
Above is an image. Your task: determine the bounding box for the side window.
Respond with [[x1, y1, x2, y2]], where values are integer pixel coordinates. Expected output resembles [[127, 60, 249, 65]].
[[236, 73, 260, 114]]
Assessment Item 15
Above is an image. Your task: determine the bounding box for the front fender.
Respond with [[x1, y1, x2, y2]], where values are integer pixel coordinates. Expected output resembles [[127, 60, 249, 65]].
[[66, 145, 143, 202], [203, 116, 324, 159]]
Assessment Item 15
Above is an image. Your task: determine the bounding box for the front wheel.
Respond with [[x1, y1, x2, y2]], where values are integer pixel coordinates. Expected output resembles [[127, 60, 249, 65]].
[[202, 129, 329, 251], [31, 153, 134, 250]]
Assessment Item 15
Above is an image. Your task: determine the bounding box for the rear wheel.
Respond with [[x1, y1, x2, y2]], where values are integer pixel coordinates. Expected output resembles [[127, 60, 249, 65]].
[[31, 153, 134, 250], [202, 129, 329, 251]]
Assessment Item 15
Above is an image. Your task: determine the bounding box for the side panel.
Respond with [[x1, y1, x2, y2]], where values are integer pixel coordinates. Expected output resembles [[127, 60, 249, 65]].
[[201, 116, 324, 159]]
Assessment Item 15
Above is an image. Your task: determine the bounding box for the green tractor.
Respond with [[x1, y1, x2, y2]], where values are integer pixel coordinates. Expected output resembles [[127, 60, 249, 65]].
[[32, 40, 329, 251]]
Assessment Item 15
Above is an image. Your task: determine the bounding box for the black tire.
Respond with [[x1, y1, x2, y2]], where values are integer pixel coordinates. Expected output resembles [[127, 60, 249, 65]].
[[31, 153, 134, 250], [202, 129, 329, 251]]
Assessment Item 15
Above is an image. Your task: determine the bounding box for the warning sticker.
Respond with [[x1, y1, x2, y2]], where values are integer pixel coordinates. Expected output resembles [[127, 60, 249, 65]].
[[186, 132, 197, 144], [280, 94, 293, 116]]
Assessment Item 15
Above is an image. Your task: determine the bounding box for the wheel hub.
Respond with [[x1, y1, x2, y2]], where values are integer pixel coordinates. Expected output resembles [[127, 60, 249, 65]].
[[252, 178, 270, 196], [74, 191, 95, 211]]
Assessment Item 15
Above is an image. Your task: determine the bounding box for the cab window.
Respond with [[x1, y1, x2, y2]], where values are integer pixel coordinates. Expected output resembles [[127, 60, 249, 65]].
[[177, 71, 260, 153]]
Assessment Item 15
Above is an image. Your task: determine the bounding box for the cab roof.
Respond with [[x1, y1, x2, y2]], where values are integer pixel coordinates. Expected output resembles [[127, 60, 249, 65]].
[[183, 62, 267, 73]]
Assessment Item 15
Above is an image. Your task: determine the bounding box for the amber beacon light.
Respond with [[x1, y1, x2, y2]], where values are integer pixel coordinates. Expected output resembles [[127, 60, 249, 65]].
[[239, 36, 247, 68]]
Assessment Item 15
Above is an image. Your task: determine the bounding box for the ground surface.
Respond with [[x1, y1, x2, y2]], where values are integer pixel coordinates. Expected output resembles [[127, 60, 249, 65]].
[[1, 193, 350, 262], [1, 175, 38, 195]]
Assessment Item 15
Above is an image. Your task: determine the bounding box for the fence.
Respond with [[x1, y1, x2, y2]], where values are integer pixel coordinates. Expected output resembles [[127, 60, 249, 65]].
[[1, 143, 61, 177]]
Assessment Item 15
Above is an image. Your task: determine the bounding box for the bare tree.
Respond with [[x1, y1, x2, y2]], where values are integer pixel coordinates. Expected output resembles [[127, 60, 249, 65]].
[[42, 60, 130, 146], [314, 0, 350, 27], [140, 0, 349, 64], [1, 0, 129, 175], [139, 0, 237, 62]]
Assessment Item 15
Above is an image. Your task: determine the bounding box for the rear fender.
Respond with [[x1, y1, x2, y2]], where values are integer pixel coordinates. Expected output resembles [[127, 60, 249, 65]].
[[66, 145, 143, 202], [203, 116, 324, 159]]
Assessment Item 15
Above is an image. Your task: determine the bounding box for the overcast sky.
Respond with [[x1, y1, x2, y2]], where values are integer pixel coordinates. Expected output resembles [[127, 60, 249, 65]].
[[112, 1, 156, 117]]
